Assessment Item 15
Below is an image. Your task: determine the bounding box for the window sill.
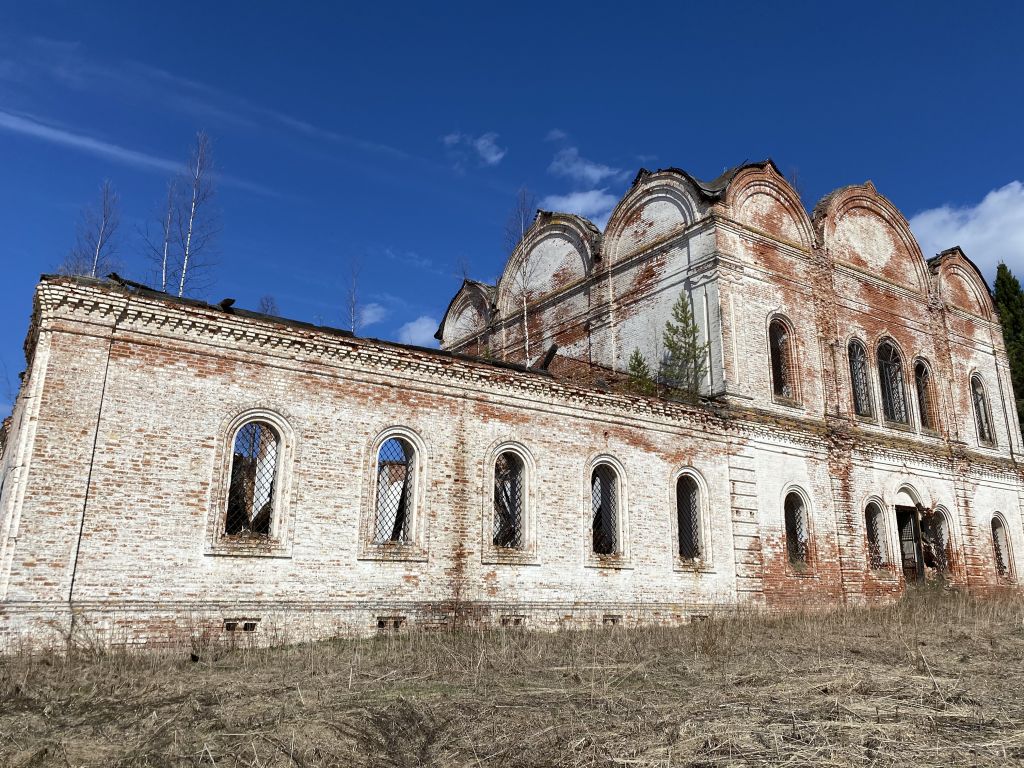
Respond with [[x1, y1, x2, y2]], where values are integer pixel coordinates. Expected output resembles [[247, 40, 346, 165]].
[[358, 543, 428, 563], [786, 562, 815, 578], [481, 547, 540, 566], [882, 420, 914, 433], [772, 396, 803, 410], [674, 558, 715, 574], [207, 536, 292, 559], [585, 554, 633, 570]]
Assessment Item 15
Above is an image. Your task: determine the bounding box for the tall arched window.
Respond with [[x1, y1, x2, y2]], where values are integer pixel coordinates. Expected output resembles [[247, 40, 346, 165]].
[[591, 464, 619, 555], [225, 421, 280, 537], [865, 502, 888, 569], [920, 509, 950, 573], [676, 475, 701, 560], [784, 491, 809, 566], [374, 437, 416, 543], [971, 375, 994, 445], [493, 451, 524, 548], [914, 360, 938, 431], [877, 341, 908, 424], [848, 339, 873, 417], [769, 318, 797, 401], [992, 516, 1012, 578]]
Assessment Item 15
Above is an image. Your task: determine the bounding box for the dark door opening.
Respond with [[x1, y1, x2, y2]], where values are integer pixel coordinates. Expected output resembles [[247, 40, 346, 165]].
[[896, 505, 924, 582]]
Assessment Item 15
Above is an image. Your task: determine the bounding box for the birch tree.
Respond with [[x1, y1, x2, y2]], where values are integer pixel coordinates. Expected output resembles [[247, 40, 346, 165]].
[[503, 188, 538, 363], [59, 180, 120, 278], [175, 131, 218, 297], [143, 180, 178, 292]]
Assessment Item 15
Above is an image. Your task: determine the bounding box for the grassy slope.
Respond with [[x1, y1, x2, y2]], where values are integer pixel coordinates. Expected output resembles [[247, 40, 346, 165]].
[[2, 589, 1023, 767]]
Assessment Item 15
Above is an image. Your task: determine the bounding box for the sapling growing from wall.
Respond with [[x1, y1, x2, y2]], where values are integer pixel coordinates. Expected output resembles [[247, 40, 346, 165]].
[[660, 289, 708, 403], [627, 348, 655, 395]]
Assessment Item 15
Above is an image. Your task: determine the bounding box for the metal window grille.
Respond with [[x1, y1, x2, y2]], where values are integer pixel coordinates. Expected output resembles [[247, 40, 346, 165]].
[[493, 452, 524, 548], [920, 511, 949, 573], [877, 342, 908, 424], [374, 438, 414, 544], [865, 503, 886, 569], [972, 376, 993, 444], [676, 475, 701, 560], [992, 518, 1010, 577], [225, 421, 278, 537], [591, 465, 618, 555], [915, 362, 937, 431], [784, 493, 808, 565], [769, 321, 795, 400], [848, 341, 873, 417]]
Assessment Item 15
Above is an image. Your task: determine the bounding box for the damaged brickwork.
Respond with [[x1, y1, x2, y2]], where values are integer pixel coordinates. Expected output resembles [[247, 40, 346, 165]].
[[0, 160, 1022, 647]]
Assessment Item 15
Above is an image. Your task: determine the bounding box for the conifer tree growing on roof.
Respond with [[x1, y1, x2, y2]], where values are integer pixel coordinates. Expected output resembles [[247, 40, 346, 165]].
[[660, 289, 708, 404]]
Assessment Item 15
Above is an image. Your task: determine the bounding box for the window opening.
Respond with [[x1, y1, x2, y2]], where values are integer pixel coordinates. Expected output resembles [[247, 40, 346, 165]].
[[848, 340, 873, 417], [915, 361, 938, 431], [769, 320, 795, 401], [877, 342, 908, 424], [225, 421, 279, 537], [784, 492, 809, 566], [374, 437, 414, 543], [493, 451, 524, 548], [972, 375, 994, 444], [591, 464, 619, 555], [865, 502, 887, 569], [676, 475, 701, 560], [992, 517, 1011, 578]]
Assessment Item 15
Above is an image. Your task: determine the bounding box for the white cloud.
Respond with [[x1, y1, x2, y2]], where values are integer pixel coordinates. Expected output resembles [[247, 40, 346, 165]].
[[472, 132, 507, 166], [909, 181, 1024, 281], [358, 302, 387, 328], [397, 315, 440, 347], [441, 131, 506, 167], [441, 132, 461, 147], [545, 128, 567, 142], [540, 189, 619, 229], [548, 147, 626, 186]]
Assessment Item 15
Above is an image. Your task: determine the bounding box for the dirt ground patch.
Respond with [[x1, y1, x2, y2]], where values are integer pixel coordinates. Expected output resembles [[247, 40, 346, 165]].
[[2, 588, 1023, 766]]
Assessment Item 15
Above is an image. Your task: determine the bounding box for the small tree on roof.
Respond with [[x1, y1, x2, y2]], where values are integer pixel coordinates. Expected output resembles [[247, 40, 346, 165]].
[[661, 289, 708, 404], [627, 349, 655, 396]]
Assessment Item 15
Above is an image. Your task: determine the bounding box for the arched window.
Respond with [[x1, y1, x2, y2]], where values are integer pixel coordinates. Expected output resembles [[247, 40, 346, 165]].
[[784, 491, 809, 566], [865, 502, 888, 569], [769, 319, 797, 401], [493, 451, 524, 548], [877, 341, 908, 424], [971, 375, 994, 445], [848, 339, 873, 417], [225, 421, 280, 537], [992, 516, 1012, 578], [914, 360, 938, 431], [920, 509, 950, 573], [591, 464, 619, 555], [676, 474, 701, 560], [374, 437, 416, 543]]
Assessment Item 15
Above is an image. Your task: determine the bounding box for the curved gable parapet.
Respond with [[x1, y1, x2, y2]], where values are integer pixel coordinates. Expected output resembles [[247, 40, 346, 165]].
[[494, 211, 600, 318], [435, 279, 495, 347], [722, 164, 814, 251], [813, 182, 929, 294], [929, 247, 996, 321], [603, 170, 706, 264]]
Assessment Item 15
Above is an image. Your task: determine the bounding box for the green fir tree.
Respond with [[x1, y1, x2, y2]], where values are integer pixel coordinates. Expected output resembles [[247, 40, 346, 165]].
[[994, 262, 1024, 434], [661, 289, 709, 404], [626, 348, 655, 395]]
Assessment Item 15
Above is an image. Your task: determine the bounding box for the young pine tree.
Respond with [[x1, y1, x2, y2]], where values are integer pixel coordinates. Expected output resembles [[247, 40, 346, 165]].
[[661, 289, 708, 404], [994, 262, 1024, 433], [626, 348, 655, 396]]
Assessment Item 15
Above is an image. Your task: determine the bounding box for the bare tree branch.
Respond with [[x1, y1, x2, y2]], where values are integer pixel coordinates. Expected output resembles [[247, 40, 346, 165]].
[[59, 180, 120, 278], [503, 188, 538, 363], [142, 180, 178, 292], [176, 131, 219, 297], [347, 259, 361, 335], [257, 295, 279, 315]]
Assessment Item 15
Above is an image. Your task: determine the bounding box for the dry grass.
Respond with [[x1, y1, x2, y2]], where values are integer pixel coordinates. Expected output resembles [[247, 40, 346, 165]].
[[2, 588, 1024, 766]]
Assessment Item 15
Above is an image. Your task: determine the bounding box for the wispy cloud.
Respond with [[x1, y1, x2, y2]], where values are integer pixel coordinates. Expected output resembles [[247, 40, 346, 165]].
[[909, 181, 1024, 281], [545, 128, 567, 142], [548, 147, 627, 186], [441, 131, 507, 168], [540, 189, 619, 229], [358, 302, 388, 328], [397, 315, 440, 347]]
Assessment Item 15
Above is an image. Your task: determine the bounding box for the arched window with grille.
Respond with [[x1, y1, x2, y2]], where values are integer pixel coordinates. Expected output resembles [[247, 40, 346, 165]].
[[971, 374, 995, 445], [493, 451, 524, 548], [914, 360, 939, 432], [992, 516, 1012, 579], [848, 339, 873, 417], [877, 341, 908, 424], [374, 436, 416, 544], [676, 474, 701, 561], [865, 502, 888, 570], [591, 463, 619, 555], [225, 420, 280, 537], [769, 318, 797, 402], [784, 491, 809, 566]]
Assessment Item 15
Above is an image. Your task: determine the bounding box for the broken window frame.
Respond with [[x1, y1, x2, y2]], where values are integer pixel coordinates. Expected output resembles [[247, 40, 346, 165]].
[[864, 501, 889, 571], [914, 359, 939, 433], [373, 437, 416, 545], [847, 338, 873, 418], [359, 427, 428, 561], [971, 374, 995, 446], [768, 317, 799, 404], [783, 490, 811, 569], [991, 515, 1013, 580], [675, 472, 703, 563], [877, 340, 909, 425]]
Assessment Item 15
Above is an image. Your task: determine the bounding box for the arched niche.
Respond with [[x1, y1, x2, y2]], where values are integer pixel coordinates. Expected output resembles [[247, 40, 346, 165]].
[[725, 165, 814, 251], [437, 280, 494, 349], [931, 248, 995, 321], [603, 172, 702, 264]]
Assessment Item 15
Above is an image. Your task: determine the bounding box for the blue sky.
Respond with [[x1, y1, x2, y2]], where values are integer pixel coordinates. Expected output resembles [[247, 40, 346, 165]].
[[1, 1, 1023, 412]]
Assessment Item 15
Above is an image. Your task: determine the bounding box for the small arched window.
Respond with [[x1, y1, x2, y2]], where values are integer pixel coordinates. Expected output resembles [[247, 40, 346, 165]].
[[784, 491, 809, 566], [769, 319, 797, 402], [848, 339, 873, 417], [225, 421, 280, 537], [971, 375, 994, 445], [676, 475, 701, 560], [591, 464, 619, 555], [374, 437, 416, 543], [865, 502, 888, 569], [493, 451, 525, 548], [877, 341, 908, 424], [914, 360, 938, 432], [992, 516, 1012, 578], [920, 509, 950, 573]]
